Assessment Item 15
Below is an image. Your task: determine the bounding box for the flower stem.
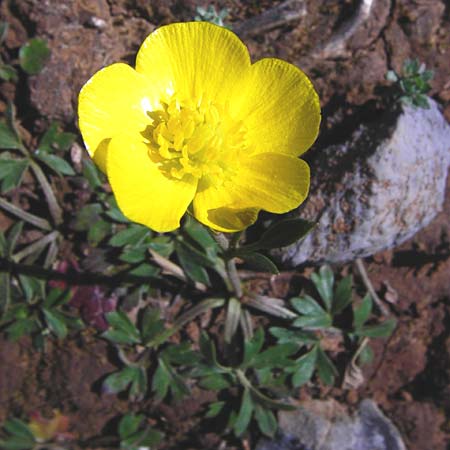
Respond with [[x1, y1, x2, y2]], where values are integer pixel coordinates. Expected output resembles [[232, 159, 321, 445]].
[[12, 230, 59, 263], [226, 257, 243, 298], [355, 258, 389, 316], [0, 197, 52, 231], [29, 159, 63, 226], [212, 232, 243, 298], [150, 297, 225, 347]]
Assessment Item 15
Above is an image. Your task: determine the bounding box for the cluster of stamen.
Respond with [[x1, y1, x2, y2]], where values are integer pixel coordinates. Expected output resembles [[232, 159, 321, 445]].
[[143, 96, 247, 181]]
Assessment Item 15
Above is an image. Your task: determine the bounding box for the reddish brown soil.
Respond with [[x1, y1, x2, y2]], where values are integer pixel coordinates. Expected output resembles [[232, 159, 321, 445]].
[[0, 1, 449, 449]]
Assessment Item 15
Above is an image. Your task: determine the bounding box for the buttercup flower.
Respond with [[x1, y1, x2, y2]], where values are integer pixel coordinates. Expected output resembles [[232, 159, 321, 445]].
[[78, 22, 320, 232]]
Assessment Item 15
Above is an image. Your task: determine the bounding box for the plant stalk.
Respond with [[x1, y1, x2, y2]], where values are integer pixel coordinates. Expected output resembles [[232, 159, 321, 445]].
[[12, 230, 59, 263], [29, 159, 63, 226], [0, 197, 52, 231]]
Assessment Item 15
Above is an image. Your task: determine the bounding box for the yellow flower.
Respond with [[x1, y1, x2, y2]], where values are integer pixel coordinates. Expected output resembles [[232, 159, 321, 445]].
[[78, 22, 320, 232]]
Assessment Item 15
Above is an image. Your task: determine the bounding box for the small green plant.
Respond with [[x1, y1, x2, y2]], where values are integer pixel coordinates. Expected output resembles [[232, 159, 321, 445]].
[[195, 5, 230, 28], [195, 329, 297, 438], [0, 23, 50, 81], [386, 58, 434, 109]]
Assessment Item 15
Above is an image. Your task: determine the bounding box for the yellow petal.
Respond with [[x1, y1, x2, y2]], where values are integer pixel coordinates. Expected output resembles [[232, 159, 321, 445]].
[[193, 153, 309, 232], [107, 134, 197, 232], [78, 63, 152, 172], [135, 22, 251, 105], [236, 153, 310, 213], [230, 58, 321, 157], [193, 178, 259, 232]]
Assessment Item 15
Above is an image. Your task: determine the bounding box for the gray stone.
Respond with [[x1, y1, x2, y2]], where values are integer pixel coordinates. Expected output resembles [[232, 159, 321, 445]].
[[278, 99, 450, 266], [256, 399, 406, 450]]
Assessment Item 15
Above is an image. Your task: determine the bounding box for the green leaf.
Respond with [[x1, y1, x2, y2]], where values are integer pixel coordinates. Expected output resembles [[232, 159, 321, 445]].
[[104, 311, 140, 343], [205, 401, 225, 418], [0, 64, 18, 82], [233, 388, 254, 436], [291, 295, 326, 316], [0, 21, 9, 44], [316, 347, 337, 386], [385, 70, 398, 82], [240, 252, 279, 274], [118, 413, 144, 439], [199, 374, 231, 390], [244, 218, 315, 251], [19, 38, 50, 75], [164, 360, 190, 401], [0, 160, 28, 193], [0, 437, 35, 450], [332, 275, 353, 315], [119, 247, 147, 264], [105, 207, 129, 223], [254, 404, 277, 437], [104, 367, 137, 394], [152, 361, 170, 400], [311, 265, 334, 311], [413, 94, 430, 109], [18, 275, 42, 302], [0, 230, 7, 256], [43, 287, 70, 309], [0, 122, 22, 150], [73, 203, 102, 231], [251, 343, 298, 369], [128, 263, 159, 278], [183, 215, 218, 254], [292, 347, 317, 387], [6, 220, 24, 255], [0, 272, 11, 315], [34, 151, 75, 176], [292, 314, 332, 329], [108, 225, 149, 247], [162, 343, 200, 366], [353, 293, 372, 329], [175, 240, 211, 285], [3, 418, 34, 440], [358, 344, 374, 365], [6, 318, 38, 341], [121, 427, 162, 449], [43, 308, 68, 339], [199, 333, 220, 367], [148, 236, 174, 257], [87, 219, 111, 245], [242, 327, 265, 367], [129, 367, 148, 400], [140, 308, 165, 345], [82, 158, 103, 190], [356, 318, 397, 338], [269, 327, 317, 345], [38, 122, 76, 153], [224, 297, 241, 344]]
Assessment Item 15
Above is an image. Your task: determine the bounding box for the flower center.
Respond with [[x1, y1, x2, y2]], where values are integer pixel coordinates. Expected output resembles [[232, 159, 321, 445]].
[[143, 96, 248, 181]]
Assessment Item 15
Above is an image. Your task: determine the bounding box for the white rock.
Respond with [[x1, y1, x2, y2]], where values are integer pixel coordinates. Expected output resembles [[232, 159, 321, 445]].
[[256, 399, 406, 450], [279, 99, 450, 266]]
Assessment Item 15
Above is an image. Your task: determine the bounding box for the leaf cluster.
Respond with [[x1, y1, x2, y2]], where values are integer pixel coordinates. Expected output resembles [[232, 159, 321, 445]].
[[102, 308, 199, 402], [193, 330, 300, 438], [195, 5, 230, 28], [386, 58, 434, 109]]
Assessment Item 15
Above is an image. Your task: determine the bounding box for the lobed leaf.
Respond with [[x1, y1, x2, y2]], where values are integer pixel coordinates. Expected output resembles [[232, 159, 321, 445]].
[[19, 38, 50, 75]]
